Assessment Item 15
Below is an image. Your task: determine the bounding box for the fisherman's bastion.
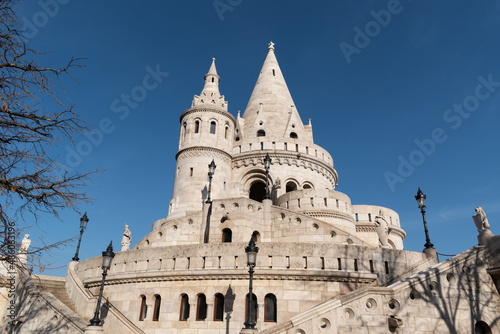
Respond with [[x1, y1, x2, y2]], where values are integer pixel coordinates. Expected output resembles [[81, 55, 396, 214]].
[[1, 43, 500, 334]]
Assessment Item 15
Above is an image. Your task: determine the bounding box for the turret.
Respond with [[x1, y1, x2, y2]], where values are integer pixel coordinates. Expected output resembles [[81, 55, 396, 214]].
[[168, 59, 235, 220]]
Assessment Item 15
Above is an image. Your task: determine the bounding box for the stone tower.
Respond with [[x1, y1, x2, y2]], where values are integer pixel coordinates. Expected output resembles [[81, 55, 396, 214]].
[[169, 58, 235, 220]]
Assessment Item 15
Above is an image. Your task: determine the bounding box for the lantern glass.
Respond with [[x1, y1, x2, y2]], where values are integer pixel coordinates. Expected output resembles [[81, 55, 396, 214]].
[[415, 188, 426, 208], [247, 251, 257, 267], [101, 241, 115, 270], [208, 160, 217, 175], [80, 213, 89, 229], [264, 154, 271, 169]]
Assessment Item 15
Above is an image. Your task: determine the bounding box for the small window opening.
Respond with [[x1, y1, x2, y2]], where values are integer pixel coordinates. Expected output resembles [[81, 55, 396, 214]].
[[295, 144, 299, 152], [196, 294, 207, 321], [190, 168, 193, 177], [385, 261, 390, 275], [210, 121, 216, 134], [139, 295, 147, 321], [180, 294, 189, 320], [264, 294, 277, 322], [225, 126, 229, 139], [214, 294, 224, 321], [211, 77, 214, 82], [222, 228, 232, 243], [354, 259, 358, 272], [368, 213, 372, 222], [290, 132, 298, 139], [284, 143, 288, 150], [153, 295, 161, 321], [286, 182, 297, 193], [195, 120, 200, 133], [370, 260, 374, 273], [261, 142, 263, 150], [338, 258, 342, 270], [272, 69, 275, 76], [257, 129, 266, 137], [355, 214, 358, 221]]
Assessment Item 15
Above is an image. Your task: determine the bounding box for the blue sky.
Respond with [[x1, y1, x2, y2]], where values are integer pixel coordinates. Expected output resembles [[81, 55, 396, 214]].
[[14, 1, 500, 276]]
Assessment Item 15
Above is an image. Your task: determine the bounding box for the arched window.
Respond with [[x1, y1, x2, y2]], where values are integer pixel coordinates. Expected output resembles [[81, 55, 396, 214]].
[[196, 294, 207, 321], [153, 295, 161, 321], [252, 231, 260, 242], [245, 294, 258, 322], [286, 181, 297, 193], [222, 228, 232, 243], [257, 130, 266, 137], [290, 132, 298, 139], [264, 294, 277, 322], [194, 120, 200, 134], [210, 121, 216, 134], [475, 321, 492, 334], [139, 295, 147, 321], [235, 136, 240, 141], [214, 293, 225, 321], [225, 126, 229, 139], [183, 122, 187, 137], [249, 182, 266, 202], [179, 294, 190, 321], [303, 183, 313, 189]]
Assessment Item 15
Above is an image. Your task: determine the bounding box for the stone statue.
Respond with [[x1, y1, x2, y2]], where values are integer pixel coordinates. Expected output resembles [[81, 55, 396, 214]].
[[473, 207, 494, 246], [19, 234, 31, 253], [121, 224, 132, 251], [474, 207, 490, 231], [374, 210, 389, 248]]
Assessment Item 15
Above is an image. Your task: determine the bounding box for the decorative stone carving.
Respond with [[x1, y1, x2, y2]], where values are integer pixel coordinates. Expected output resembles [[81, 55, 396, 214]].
[[121, 224, 132, 251], [375, 210, 390, 248]]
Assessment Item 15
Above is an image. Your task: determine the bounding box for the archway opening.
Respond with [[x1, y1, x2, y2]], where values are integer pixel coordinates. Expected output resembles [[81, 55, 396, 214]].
[[249, 182, 266, 202], [286, 181, 297, 193]]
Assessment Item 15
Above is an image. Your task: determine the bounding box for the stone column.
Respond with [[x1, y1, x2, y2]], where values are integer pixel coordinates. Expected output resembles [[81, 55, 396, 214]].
[[206, 302, 214, 321], [84, 325, 104, 334]]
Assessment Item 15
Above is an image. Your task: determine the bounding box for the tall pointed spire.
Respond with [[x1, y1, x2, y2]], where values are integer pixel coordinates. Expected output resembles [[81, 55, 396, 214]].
[[192, 58, 227, 110], [241, 42, 308, 141]]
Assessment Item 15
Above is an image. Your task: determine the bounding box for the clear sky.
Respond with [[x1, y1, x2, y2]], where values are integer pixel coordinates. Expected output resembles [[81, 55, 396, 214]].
[[14, 1, 500, 276]]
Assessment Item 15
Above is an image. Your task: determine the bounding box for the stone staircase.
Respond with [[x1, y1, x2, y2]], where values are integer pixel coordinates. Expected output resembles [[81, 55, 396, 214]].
[[33, 275, 78, 315]]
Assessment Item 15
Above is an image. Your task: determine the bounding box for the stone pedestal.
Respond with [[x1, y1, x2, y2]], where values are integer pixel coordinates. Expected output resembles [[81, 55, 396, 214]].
[[478, 229, 494, 246], [84, 325, 104, 333], [423, 248, 439, 262], [240, 329, 259, 334]]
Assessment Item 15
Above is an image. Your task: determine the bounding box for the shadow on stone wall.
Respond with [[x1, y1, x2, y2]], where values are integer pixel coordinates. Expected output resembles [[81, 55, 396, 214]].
[[224, 284, 236, 334]]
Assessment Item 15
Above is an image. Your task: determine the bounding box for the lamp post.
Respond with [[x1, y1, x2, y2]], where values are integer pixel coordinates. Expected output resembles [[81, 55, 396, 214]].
[[89, 241, 115, 326], [263, 153, 272, 200], [206, 159, 217, 204], [72, 213, 89, 261], [244, 238, 259, 329], [415, 188, 434, 249]]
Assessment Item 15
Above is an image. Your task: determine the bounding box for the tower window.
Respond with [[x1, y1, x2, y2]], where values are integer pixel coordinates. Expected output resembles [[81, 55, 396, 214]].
[[214, 294, 225, 321], [272, 69, 275, 76], [179, 294, 190, 321], [196, 294, 207, 321], [190, 168, 193, 177], [225, 126, 229, 139], [285, 182, 297, 193], [211, 77, 214, 82], [264, 294, 277, 322], [139, 295, 147, 321], [210, 121, 216, 134], [222, 228, 232, 243], [290, 132, 298, 139], [261, 142, 264, 150], [153, 295, 161, 321], [368, 213, 372, 222], [257, 129, 266, 137], [195, 120, 200, 133]]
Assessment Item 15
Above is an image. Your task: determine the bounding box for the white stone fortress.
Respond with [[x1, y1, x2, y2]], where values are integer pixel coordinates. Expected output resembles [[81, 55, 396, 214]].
[[3, 43, 500, 334]]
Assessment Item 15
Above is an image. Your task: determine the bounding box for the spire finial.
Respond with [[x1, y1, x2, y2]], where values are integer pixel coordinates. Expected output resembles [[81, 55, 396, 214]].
[[268, 41, 275, 51]]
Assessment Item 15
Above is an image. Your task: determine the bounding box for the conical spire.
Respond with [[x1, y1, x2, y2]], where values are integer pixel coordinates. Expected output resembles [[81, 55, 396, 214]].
[[241, 42, 308, 141], [192, 58, 227, 110]]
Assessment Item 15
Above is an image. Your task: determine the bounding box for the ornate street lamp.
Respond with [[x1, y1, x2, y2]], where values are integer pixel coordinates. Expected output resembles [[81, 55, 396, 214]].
[[89, 241, 115, 326], [244, 238, 259, 329], [72, 213, 89, 261], [263, 153, 272, 200], [415, 188, 434, 249], [206, 159, 217, 204]]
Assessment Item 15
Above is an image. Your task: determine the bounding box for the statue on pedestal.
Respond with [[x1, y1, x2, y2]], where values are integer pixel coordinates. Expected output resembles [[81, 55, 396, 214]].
[[374, 210, 390, 248], [19, 234, 31, 253], [121, 224, 132, 251], [473, 207, 494, 246]]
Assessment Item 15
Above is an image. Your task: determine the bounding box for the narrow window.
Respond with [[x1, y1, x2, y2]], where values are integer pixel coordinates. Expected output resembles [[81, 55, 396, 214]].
[[257, 129, 266, 137], [180, 294, 190, 321], [297, 199, 301, 208], [153, 295, 161, 321], [210, 121, 216, 134], [324, 198, 327, 207], [310, 197, 314, 206], [385, 261, 390, 275], [139, 295, 147, 321], [295, 144, 299, 152], [195, 120, 200, 133], [272, 69, 275, 76], [368, 213, 372, 222], [290, 132, 298, 139], [245, 294, 258, 322], [225, 126, 229, 139], [264, 294, 277, 322], [211, 77, 214, 82], [338, 258, 342, 270], [222, 228, 232, 243], [196, 294, 207, 321], [261, 142, 264, 150], [236, 136, 240, 141], [214, 293, 225, 321], [369, 260, 374, 273], [183, 122, 187, 137], [355, 214, 358, 221], [190, 168, 193, 177], [284, 143, 287, 150], [336, 199, 339, 208], [306, 146, 309, 154], [354, 259, 358, 272]]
